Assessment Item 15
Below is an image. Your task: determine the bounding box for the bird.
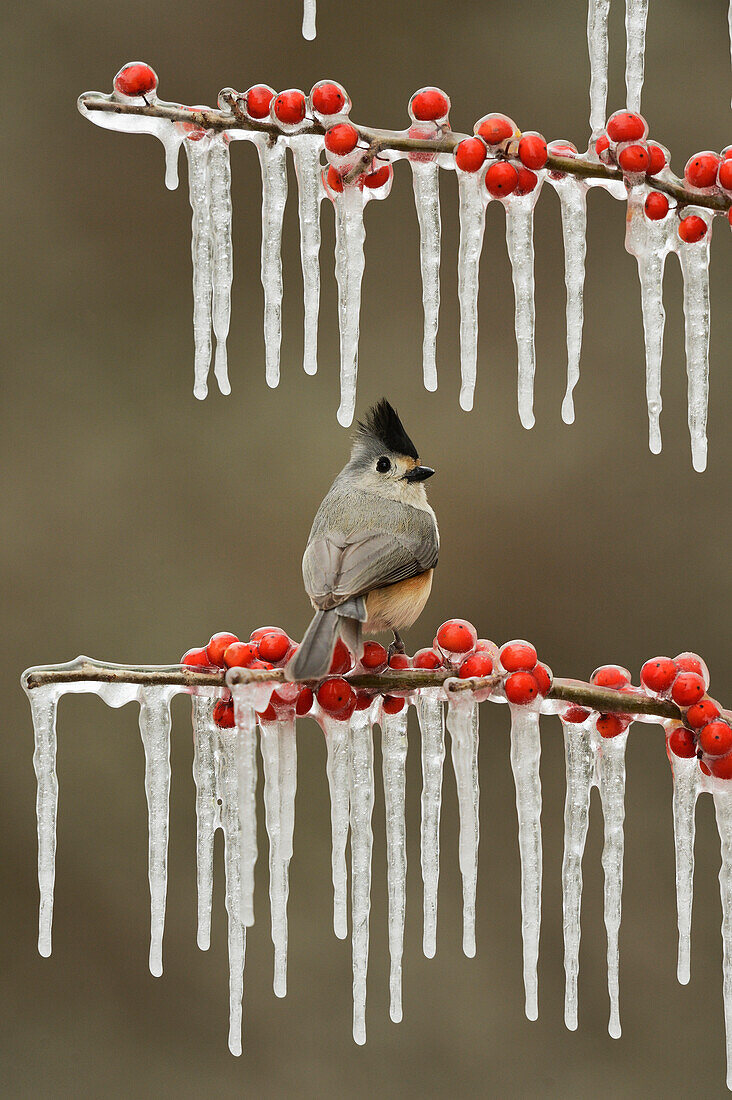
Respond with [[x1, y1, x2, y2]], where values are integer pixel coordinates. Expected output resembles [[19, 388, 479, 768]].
[[285, 399, 439, 682]]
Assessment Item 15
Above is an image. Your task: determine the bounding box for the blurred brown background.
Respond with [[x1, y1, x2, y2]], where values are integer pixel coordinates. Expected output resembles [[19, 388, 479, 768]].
[[3, 0, 731, 1095]]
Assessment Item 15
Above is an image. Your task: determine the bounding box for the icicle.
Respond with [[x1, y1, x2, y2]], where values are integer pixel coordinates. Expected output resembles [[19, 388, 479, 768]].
[[597, 727, 629, 1039], [208, 134, 233, 397], [381, 705, 409, 1022], [676, 221, 713, 473], [79, 94, 184, 190], [457, 171, 488, 412], [587, 0, 611, 137], [348, 707, 375, 1045], [561, 716, 595, 1030], [323, 715, 350, 939], [625, 0, 649, 113], [254, 135, 288, 389], [447, 696, 480, 958], [417, 692, 445, 958], [714, 787, 732, 1091], [410, 159, 442, 391], [509, 705, 542, 1020], [232, 688, 259, 929], [549, 178, 588, 425], [291, 136, 325, 376], [259, 716, 297, 998], [333, 186, 366, 427], [138, 686, 173, 978], [185, 138, 214, 400], [192, 694, 219, 949], [504, 193, 540, 429], [302, 0, 316, 39], [30, 686, 61, 958], [671, 754, 702, 985]]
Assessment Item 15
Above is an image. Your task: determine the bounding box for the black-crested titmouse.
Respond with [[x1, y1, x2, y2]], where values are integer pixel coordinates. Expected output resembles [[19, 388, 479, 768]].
[[285, 399, 439, 682]]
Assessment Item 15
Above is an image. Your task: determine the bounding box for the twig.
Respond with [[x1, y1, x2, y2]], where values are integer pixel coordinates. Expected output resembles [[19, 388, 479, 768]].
[[77, 91, 731, 214]]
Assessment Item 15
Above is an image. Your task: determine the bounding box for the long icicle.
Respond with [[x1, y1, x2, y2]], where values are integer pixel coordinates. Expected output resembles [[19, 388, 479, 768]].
[[185, 137, 214, 400], [334, 186, 366, 427], [233, 687, 259, 928], [30, 685, 61, 959], [561, 716, 595, 1030], [192, 694, 219, 950], [255, 134, 288, 389], [417, 691, 446, 958], [348, 706, 375, 1045], [208, 133, 234, 396], [714, 787, 732, 1092], [381, 705, 409, 1023], [671, 752, 702, 985], [550, 178, 588, 425], [259, 715, 297, 998], [447, 696, 480, 958], [509, 705, 542, 1020], [587, 0, 611, 137], [138, 686, 173, 978], [504, 193, 540, 430], [216, 720, 248, 1055], [302, 0, 316, 39], [625, 0, 649, 113], [597, 727, 629, 1039], [410, 159, 442, 392], [457, 171, 488, 413], [323, 714, 350, 940], [676, 223, 713, 473], [291, 135, 324, 376]]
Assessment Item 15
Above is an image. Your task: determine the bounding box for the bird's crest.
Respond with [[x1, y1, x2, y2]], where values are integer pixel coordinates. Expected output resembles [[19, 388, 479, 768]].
[[355, 399, 418, 459]]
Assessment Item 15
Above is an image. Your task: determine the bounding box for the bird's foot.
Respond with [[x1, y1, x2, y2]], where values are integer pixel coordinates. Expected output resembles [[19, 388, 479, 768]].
[[388, 631, 406, 660]]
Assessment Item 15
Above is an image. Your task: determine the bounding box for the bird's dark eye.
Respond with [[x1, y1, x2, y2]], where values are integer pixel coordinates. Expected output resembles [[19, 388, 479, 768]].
[[376, 456, 391, 473]]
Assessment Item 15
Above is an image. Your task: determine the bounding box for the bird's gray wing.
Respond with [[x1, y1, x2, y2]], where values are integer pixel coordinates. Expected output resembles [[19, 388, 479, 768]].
[[303, 516, 438, 611]]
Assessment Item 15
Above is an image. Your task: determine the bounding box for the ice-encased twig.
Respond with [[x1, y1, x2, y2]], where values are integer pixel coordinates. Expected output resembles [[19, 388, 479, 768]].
[[417, 691, 445, 958], [254, 134, 288, 389], [457, 171, 488, 413], [598, 727, 629, 1039], [192, 694, 219, 950], [291, 135, 324, 376], [30, 685, 61, 958], [185, 138, 214, 399], [671, 753, 702, 985], [334, 186, 367, 427], [348, 707, 375, 1044], [714, 787, 732, 1091], [509, 705, 542, 1020], [505, 193, 540, 430], [302, 0, 316, 39], [410, 159, 442, 392], [676, 221, 713, 473], [561, 717, 595, 1030], [447, 696, 480, 958], [625, 0, 649, 113], [322, 714, 350, 940], [381, 705, 409, 1023], [587, 0, 611, 137], [259, 715, 298, 998], [138, 686, 173, 978], [208, 134, 234, 396], [548, 177, 588, 425]]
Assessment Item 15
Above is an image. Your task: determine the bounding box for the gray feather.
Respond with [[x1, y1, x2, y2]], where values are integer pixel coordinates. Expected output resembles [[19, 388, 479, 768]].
[[285, 608, 339, 682]]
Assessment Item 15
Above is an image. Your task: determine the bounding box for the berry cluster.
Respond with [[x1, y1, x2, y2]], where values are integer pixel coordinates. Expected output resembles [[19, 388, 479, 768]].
[[454, 111, 548, 199], [560, 664, 636, 738]]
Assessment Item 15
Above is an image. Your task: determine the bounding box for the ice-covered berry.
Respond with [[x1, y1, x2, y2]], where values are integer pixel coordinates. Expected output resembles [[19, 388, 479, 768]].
[[114, 62, 158, 98], [458, 652, 494, 678], [206, 632, 240, 667], [595, 133, 611, 160], [362, 164, 392, 189], [485, 162, 518, 197], [413, 647, 443, 669], [518, 133, 547, 170], [181, 647, 213, 669], [606, 110, 647, 143], [295, 686, 314, 715], [562, 704, 591, 724], [325, 165, 344, 194], [671, 671, 706, 707], [596, 713, 629, 738], [547, 140, 578, 178], [223, 641, 259, 668], [244, 84, 275, 119], [640, 656, 677, 694], [474, 113, 517, 146], [647, 142, 667, 175], [213, 697, 236, 728], [409, 87, 450, 122], [591, 664, 631, 689], [675, 652, 709, 686], [644, 191, 669, 220], [618, 143, 650, 173], [325, 123, 359, 156], [272, 90, 306, 126], [250, 626, 282, 642], [684, 152, 721, 190], [361, 641, 388, 671], [699, 759, 712, 776], [500, 641, 537, 673], [532, 663, 552, 695], [330, 638, 353, 675], [311, 80, 349, 117], [258, 630, 291, 664], [686, 699, 720, 729], [388, 653, 412, 670], [505, 671, 539, 705], [436, 619, 478, 657], [354, 690, 374, 711], [699, 721, 732, 757], [719, 158, 732, 191], [317, 677, 355, 714], [709, 754, 732, 780], [668, 725, 697, 758], [677, 215, 707, 244], [382, 695, 406, 715], [455, 137, 487, 173], [515, 168, 538, 195]]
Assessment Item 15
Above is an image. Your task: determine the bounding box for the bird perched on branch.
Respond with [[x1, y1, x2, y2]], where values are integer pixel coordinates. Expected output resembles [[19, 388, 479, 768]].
[[286, 399, 439, 682]]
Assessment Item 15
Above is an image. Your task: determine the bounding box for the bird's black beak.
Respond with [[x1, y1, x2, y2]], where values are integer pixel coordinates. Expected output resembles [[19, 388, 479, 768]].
[[404, 465, 435, 483]]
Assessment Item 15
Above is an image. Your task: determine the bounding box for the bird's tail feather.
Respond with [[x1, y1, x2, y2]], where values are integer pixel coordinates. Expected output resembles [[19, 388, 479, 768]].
[[285, 609, 340, 682]]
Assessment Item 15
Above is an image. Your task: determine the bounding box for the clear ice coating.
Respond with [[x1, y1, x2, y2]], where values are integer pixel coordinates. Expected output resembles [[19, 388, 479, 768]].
[[333, 186, 367, 427], [509, 705, 542, 1020], [30, 685, 61, 958], [447, 695, 480, 958], [259, 716, 298, 997], [291, 136, 325, 376], [302, 0, 316, 39], [624, 0, 649, 112], [587, 0, 611, 137], [348, 707, 375, 1044], [410, 159, 442, 391], [417, 692, 446, 958], [670, 750, 702, 985], [192, 694, 218, 949], [547, 176, 588, 425], [254, 134, 289, 389], [504, 188, 542, 429], [381, 706, 409, 1022], [79, 92, 185, 190], [598, 727, 628, 1039], [676, 213, 713, 473], [714, 788, 732, 1091], [457, 170, 489, 412], [138, 687, 174, 978], [322, 714, 351, 940]]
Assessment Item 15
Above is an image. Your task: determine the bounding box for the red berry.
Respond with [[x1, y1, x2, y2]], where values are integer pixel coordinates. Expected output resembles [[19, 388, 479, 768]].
[[361, 641, 388, 670], [311, 81, 348, 116], [475, 113, 516, 146], [455, 137, 487, 173], [719, 159, 732, 190], [244, 84, 275, 119], [213, 697, 236, 728], [436, 619, 478, 656], [388, 652, 412, 669], [325, 165, 344, 193], [223, 641, 258, 668], [206, 632, 240, 667], [181, 647, 213, 668], [410, 88, 450, 122], [518, 132, 547, 170], [671, 672, 706, 707], [317, 677, 355, 715], [248, 658, 274, 671], [618, 143, 650, 173], [362, 164, 391, 189], [330, 638, 353, 675], [595, 133, 611, 157], [273, 90, 306, 126], [295, 686, 314, 716], [699, 759, 712, 776], [325, 123, 359, 156], [647, 142, 667, 175], [674, 653, 708, 682], [515, 168, 538, 195], [505, 671, 540, 705], [532, 663, 552, 695], [114, 62, 158, 98], [709, 754, 732, 780], [591, 665, 631, 689], [250, 626, 282, 642], [500, 641, 537, 673], [562, 704, 591, 724], [258, 631, 291, 664], [413, 647, 443, 669], [699, 720, 732, 757], [606, 110, 646, 143], [458, 652, 494, 678], [668, 726, 697, 758], [485, 161, 519, 198], [382, 694, 406, 715], [354, 690, 374, 711], [547, 140, 578, 178], [644, 191, 669, 220], [686, 699, 720, 729], [256, 701, 277, 723], [640, 657, 677, 694], [678, 215, 707, 244], [684, 152, 721, 189], [596, 713, 629, 738]]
